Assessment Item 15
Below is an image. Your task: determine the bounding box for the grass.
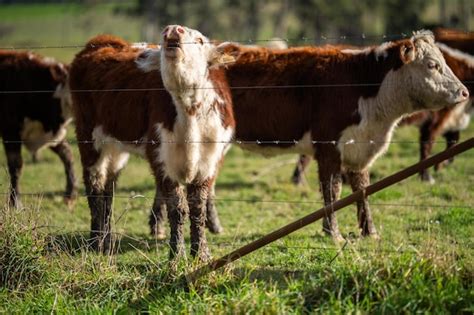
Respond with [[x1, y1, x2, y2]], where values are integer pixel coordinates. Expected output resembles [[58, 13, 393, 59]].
[[0, 122, 473, 313]]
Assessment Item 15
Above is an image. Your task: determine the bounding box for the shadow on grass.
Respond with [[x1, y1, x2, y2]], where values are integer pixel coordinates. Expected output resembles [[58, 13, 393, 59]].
[[46, 231, 168, 256]]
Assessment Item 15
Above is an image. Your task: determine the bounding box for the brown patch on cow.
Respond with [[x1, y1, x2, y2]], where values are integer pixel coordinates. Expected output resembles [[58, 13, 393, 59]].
[[225, 39, 411, 147], [434, 28, 474, 55], [208, 68, 235, 129]]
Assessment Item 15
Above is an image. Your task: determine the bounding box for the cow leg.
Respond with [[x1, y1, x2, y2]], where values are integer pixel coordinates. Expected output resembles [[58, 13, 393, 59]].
[[83, 165, 109, 253], [435, 130, 460, 170], [188, 180, 211, 262], [291, 154, 311, 185], [163, 179, 187, 261], [316, 154, 343, 241], [50, 140, 78, 205], [419, 121, 435, 184], [206, 180, 223, 234], [149, 186, 167, 240], [3, 138, 23, 208], [347, 170, 378, 238], [78, 139, 111, 253]]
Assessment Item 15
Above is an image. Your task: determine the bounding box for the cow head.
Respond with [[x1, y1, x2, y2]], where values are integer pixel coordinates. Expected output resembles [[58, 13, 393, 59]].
[[159, 25, 235, 92], [50, 63, 73, 122], [397, 31, 469, 111]]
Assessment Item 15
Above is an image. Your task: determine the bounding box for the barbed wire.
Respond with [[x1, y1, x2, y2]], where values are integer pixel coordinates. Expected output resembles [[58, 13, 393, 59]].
[[1, 80, 473, 95], [1, 28, 474, 51], [1, 191, 472, 209], [2, 139, 471, 146]]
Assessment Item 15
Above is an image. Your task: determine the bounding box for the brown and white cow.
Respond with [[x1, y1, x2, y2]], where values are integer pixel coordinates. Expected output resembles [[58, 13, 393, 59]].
[[71, 27, 234, 261], [0, 51, 77, 207], [292, 39, 474, 185], [220, 31, 468, 240]]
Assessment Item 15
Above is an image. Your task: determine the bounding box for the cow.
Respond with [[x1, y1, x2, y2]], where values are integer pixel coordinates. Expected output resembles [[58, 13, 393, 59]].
[[291, 38, 474, 185], [70, 26, 234, 262], [219, 31, 469, 240], [0, 51, 77, 208]]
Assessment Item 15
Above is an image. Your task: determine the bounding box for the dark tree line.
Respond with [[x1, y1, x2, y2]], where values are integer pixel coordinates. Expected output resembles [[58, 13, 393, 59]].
[[129, 0, 472, 44], [1, 0, 472, 44]]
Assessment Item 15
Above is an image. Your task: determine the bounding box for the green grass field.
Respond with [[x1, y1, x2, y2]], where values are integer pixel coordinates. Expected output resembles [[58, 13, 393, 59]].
[[1, 122, 473, 313], [1, 2, 473, 313]]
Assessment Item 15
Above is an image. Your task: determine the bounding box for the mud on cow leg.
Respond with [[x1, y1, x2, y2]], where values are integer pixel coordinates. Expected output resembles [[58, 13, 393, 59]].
[[347, 170, 378, 238], [188, 181, 211, 262], [316, 152, 343, 241], [205, 181, 223, 234], [3, 138, 23, 208], [83, 166, 113, 254], [50, 140, 78, 205], [164, 180, 188, 262], [149, 186, 167, 240]]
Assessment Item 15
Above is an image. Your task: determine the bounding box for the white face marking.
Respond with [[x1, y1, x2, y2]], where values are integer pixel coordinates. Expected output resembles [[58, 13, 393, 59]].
[[155, 25, 235, 184], [403, 32, 468, 109], [337, 31, 468, 172], [135, 48, 161, 72], [53, 82, 74, 121], [159, 25, 216, 96]]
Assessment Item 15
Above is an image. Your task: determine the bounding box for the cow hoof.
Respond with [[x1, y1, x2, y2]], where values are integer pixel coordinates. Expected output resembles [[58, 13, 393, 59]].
[[291, 175, 304, 186], [207, 223, 224, 234], [420, 173, 435, 184], [64, 196, 76, 209], [152, 226, 167, 240]]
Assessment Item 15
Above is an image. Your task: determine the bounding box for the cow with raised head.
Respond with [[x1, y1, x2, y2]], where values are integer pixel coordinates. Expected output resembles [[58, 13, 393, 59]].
[[0, 51, 77, 207], [71, 27, 234, 261]]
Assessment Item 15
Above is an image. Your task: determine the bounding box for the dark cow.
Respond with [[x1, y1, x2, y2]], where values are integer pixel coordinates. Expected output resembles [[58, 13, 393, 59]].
[[0, 51, 77, 207]]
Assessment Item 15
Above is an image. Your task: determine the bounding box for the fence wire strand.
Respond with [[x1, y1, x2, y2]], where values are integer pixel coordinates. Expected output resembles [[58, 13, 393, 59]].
[[1, 29, 474, 51]]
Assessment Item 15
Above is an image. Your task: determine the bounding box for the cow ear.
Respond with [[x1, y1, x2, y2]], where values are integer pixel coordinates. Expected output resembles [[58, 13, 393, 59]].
[[209, 42, 240, 68], [50, 63, 68, 83], [400, 42, 416, 64]]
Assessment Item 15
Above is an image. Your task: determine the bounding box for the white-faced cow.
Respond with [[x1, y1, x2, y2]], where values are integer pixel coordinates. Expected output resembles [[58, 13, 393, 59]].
[[292, 37, 474, 185], [70, 27, 234, 261], [0, 51, 77, 207]]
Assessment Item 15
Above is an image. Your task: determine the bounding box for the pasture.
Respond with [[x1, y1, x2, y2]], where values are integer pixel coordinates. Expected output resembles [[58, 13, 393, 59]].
[[1, 2, 473, 313], [1, 123, 473, 313]]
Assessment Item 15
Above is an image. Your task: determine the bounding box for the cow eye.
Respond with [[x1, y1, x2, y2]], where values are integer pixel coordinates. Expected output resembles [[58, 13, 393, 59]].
[[428, 61, 440, 71], [196, 38, 204, 45]]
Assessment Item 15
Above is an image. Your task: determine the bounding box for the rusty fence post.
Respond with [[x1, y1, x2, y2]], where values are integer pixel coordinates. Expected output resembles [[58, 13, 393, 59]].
[[187, 137, 474, 281]]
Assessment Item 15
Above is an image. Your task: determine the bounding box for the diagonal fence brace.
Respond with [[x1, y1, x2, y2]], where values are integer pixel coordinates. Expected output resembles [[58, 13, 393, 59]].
[[187, 137, 474, 282]]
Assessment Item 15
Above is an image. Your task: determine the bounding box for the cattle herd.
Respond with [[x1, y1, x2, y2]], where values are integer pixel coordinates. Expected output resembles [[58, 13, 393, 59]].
[[1, 26, 473, 264]]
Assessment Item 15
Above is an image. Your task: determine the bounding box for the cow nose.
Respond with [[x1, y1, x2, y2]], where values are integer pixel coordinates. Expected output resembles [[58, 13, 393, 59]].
[[170, 26, 184, 37], [461, 88, 469, 99]]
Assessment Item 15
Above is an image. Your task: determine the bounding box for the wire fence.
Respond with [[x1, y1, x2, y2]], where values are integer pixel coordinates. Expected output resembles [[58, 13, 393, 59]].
[[1, 29, 474, 51]]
